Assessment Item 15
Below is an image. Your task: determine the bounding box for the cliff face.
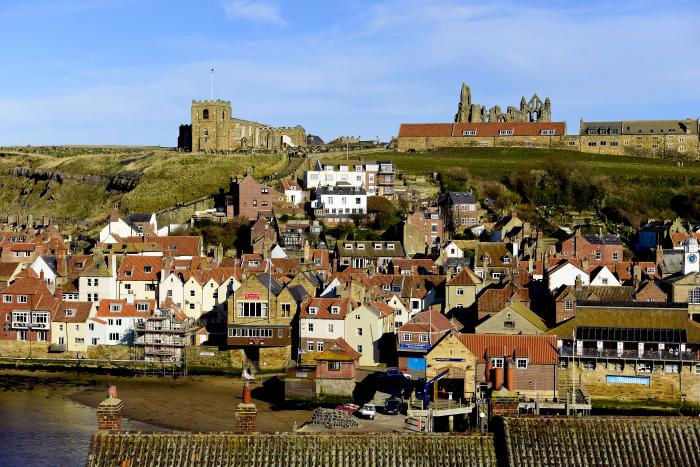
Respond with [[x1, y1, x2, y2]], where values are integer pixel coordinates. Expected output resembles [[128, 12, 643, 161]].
[[10, 167, 142, 192], [0, 148, 285, 235]]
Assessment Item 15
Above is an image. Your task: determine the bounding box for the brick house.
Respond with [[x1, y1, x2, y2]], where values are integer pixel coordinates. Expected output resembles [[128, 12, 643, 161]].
[[403, 210, 444, 255], [335, 240, 405, 273], [314, 337, 361, 398], [459, 334, 559, 398], [0, 276, 57, 344], [560, 232, 624, 264], [228, 173, 283, 221]]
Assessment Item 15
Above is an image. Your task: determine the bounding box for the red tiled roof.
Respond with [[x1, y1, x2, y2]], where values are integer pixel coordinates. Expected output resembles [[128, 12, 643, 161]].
[[96, 299, 157, 318], [399, 122, 566, 138], [398, 123, 454, 137], [367, 301, 396, 318], [300, 297, 355, 320], [0, 262, 21, 279], [399, 309, 455, 334], [458, 334, 559, 365], [281, 179, 301, 190], [452, 121, 566, 137], [9, 243, 35, 252], [2, 276, 50, 296], [117, 256, 163, 281], [52, 301, 92, 323], [447, 268, 482, 286]]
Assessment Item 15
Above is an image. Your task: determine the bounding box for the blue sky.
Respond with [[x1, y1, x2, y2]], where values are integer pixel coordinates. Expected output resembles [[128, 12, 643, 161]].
[[0, 0, 699, 145]]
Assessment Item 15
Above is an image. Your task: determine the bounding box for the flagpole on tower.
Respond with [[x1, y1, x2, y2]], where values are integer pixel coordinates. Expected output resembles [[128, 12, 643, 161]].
[[210, 68, 214, 100]]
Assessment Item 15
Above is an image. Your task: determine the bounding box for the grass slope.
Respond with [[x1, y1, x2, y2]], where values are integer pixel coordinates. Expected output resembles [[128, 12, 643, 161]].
[[321, 147, 700, 219], [0, 148, 286, 230]]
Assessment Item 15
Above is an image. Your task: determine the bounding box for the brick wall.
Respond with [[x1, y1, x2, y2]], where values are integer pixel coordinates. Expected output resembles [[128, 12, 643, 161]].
[[233, 403, 257, 434]]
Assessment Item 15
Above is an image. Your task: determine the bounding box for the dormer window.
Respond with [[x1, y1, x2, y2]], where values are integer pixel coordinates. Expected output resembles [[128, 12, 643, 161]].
[[65, 309, 76, 317], [374, 243, 382, 249], [75, 262, 84, 269], [136, 302, 149, 312], [540, 129, 555, 136], [499, 129, 514, 136], [462, 130, 477, 136], [144, 266, 152, 273], [345, 244, 353, 250], [357, 244, 365, 250], [309, 307, 318, 315], [110, 304, 122, 313], [382, 284, 390, 291], [331, 306, 340, 315], [387, 244, 395, 250], [503, 256, 511, 264], [125, 271, 132, 277]]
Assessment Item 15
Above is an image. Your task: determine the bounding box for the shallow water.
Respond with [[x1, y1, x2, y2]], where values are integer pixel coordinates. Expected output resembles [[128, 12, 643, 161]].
[[0, 376, 158, 467]]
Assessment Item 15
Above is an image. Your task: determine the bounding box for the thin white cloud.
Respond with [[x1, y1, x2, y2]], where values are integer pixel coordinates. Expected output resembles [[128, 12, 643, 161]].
[[221, 0, 284, 24]]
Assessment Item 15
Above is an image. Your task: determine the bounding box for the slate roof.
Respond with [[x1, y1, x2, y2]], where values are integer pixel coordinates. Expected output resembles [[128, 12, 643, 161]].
[[337, 241, 405, 258], [86, 432, 497, 467], [255, 274, 283, 296], [548, 305, 700, 343], [447, 191, 477, 205], [582, 234, 623, 245], [502, 417, 700, 467]]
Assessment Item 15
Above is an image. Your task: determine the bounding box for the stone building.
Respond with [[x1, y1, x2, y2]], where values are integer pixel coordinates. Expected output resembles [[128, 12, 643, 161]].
[[398, 121, 567, 153], [576, 119, 700, 157], [178, 99, 306, 152]]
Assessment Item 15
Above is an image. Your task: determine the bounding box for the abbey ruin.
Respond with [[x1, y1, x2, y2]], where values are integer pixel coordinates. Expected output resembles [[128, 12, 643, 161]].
[[454, 83, 552, 123]]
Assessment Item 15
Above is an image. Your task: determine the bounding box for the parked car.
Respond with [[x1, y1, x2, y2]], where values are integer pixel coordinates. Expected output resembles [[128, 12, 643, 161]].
[[384, 397, 401, 415], [335, 404, 359, 416], [384, 368, 411, 379], [359, 403, 376, 420]]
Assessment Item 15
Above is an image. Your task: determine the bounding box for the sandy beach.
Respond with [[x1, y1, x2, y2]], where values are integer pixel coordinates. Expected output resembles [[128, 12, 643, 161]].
[[0, 369, 313, 433]]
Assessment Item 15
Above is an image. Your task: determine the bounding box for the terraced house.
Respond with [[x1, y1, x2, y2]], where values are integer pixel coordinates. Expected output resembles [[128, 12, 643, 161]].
[[117, 256, 163, 301]]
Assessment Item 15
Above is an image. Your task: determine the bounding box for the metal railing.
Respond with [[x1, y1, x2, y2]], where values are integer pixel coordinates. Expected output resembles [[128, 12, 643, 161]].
[[560, 346, 699, 362]]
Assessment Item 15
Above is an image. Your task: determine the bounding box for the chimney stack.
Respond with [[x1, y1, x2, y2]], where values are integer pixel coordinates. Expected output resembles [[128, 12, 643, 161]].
[[234, 382, 257, 435], [97, 385, 123, 431]]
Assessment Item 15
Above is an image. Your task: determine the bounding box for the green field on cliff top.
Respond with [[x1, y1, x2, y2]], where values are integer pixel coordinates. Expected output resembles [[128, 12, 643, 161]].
[[0, 145, 698, 233]]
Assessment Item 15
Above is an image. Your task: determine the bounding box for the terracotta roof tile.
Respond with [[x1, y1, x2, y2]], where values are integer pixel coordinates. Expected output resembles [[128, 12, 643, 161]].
[[459, 334, 559, 365]]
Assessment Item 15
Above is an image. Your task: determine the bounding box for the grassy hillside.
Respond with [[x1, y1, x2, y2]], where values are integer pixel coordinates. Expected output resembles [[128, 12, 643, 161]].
[[320, 147, 700, 223], [0, 147, 286, 231]]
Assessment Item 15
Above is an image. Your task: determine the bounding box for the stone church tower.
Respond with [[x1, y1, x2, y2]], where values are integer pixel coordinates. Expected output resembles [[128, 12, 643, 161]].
[[191, 100, 233, 152]]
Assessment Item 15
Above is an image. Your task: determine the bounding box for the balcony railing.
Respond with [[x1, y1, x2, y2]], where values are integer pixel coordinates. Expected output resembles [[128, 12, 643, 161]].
[[560, 346, 699, 362]]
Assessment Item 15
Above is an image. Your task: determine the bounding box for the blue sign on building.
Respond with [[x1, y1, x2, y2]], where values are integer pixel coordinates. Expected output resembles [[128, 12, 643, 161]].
[[399, 343, 431, 350], [606, 375, 650, 385]]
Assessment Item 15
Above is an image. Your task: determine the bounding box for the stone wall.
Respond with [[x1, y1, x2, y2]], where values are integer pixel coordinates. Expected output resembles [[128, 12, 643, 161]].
[[259, 346, 292, 372], [316, 377, 355, 398], [185, 346, 245, 374], [574, 360, 700, 404], [397, 133, 700, 159]]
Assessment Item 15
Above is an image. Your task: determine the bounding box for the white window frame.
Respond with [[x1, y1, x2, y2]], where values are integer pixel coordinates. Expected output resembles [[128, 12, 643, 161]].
[[516, 358, 528, 369], [492, 358, 504, 368]]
